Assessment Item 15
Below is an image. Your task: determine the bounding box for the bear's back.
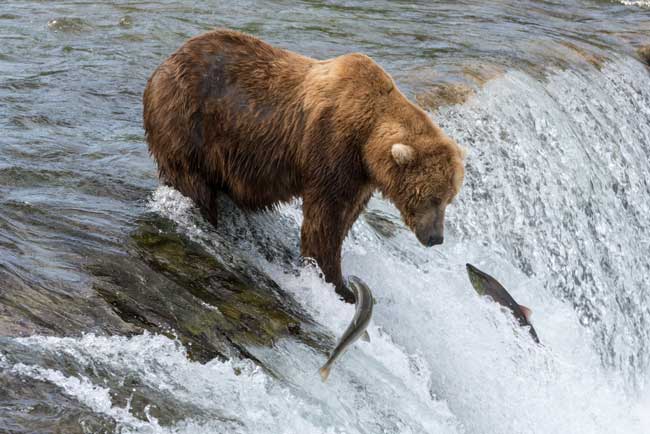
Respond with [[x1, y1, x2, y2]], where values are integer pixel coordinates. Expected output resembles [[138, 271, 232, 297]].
[[143, 29, 419, 212]]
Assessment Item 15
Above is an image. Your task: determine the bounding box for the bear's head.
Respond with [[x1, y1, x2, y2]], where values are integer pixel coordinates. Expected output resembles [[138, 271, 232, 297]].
[[367, 123, 465, 247]]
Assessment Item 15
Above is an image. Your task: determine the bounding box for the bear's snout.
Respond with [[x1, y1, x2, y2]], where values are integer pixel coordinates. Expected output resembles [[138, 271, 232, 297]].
[[415, 227, 444, 247], [414, 206, 445, 247]]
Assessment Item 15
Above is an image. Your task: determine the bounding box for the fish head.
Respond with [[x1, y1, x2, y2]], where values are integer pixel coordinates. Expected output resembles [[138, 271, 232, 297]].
[[346, 275, 368, 302], [466, 263, 489, 296]]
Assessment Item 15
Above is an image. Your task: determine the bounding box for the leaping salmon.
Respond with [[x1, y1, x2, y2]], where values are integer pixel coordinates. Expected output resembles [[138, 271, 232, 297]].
[[320, 275, 374, 382], [466, 263, 540, 343]]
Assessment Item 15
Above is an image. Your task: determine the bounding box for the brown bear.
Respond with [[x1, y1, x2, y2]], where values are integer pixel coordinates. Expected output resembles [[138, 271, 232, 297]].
[[143, 29, 465, 302]]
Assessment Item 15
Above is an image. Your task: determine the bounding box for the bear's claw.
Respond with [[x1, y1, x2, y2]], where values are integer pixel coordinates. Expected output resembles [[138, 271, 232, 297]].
[[336, 285, 356, 304]]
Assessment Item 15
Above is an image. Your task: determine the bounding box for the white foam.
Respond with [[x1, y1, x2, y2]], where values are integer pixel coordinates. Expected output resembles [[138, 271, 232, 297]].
[[149, 185, 205, 238], [7, 333, 338, 434], [11, 362, 159, 431], [617, 0, 650, 7]]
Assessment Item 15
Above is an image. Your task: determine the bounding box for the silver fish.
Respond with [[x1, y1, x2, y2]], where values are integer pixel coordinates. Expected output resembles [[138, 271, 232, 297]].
[[320, 275, 374, 382]]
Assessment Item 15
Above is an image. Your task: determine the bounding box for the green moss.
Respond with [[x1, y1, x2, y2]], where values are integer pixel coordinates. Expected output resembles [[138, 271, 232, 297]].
[[118, 215, 318, 354], [217, 303, 242, 321]]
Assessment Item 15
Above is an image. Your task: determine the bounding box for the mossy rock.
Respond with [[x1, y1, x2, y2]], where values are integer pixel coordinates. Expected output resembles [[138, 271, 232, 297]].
[[88, 214, 327, 366]]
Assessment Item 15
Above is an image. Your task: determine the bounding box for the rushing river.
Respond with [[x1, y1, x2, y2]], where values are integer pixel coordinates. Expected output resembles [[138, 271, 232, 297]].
[[2, 1, 650, 433]]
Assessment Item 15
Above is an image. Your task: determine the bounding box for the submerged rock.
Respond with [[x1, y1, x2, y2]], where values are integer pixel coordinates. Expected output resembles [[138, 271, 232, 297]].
[[558, 41, 607, 70], [408, 63, 505, 113], [0, 368, 117, 434], [461, 63, 505, 86], [415, 82, 474, 113], [638, 45, 650, 66], [118, 16, 133, 28], [47, 17, 91, 33]]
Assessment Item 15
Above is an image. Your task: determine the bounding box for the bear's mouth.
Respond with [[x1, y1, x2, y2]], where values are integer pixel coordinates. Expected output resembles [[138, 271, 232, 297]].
[[414, 209, 444, 247], [415, 229, 444, 247]]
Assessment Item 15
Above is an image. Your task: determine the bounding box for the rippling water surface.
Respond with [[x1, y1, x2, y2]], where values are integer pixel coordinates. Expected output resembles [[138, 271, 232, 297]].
[[2, 1, 650, 433]]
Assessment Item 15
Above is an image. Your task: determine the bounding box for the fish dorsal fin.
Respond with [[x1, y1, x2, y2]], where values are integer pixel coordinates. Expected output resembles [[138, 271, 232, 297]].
[[361, 331, 371, 342], [519, 305, 533, 322]]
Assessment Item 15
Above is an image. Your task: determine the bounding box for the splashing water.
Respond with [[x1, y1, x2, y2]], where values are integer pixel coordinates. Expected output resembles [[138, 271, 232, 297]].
[[619, 1, 650, 8]]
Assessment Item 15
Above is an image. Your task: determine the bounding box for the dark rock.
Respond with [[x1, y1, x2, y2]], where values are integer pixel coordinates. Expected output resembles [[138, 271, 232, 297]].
[[87, 214, 329, 366], [638, 45, 650, 66]]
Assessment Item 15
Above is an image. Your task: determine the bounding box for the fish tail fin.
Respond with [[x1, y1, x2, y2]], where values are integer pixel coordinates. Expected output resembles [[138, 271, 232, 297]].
[[319, 365, 331, 382]]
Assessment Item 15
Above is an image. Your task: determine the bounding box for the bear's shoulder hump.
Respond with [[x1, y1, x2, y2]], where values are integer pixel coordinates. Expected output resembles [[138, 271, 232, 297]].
[[336, 53, 394, 94]]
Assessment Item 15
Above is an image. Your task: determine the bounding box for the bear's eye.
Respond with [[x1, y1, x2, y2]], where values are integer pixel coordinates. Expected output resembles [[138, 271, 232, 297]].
[[430, 197, 441, 206]]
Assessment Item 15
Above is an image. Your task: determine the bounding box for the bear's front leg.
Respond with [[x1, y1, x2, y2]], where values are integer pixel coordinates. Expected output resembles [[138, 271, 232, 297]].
[[300, 193, 362, 304]]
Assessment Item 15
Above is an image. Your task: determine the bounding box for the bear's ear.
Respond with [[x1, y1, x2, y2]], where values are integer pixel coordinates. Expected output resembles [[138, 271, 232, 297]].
[[391, 143, 415, 166]]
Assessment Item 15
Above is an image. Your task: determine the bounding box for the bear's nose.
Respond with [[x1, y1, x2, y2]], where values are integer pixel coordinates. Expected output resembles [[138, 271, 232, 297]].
[[427, 235, 444, 246]]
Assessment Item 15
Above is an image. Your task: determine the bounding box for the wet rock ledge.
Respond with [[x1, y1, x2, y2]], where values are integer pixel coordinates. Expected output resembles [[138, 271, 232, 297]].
[[638, 45, 650, 66], [88, 215, 329, 366]]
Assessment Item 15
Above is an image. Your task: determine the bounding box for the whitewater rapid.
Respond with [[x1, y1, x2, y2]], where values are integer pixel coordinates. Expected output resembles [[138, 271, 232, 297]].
[[3, 55, 650, 433]]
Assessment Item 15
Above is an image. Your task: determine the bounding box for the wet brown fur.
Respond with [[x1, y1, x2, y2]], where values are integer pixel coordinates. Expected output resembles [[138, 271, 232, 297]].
[[143, 29, 464, 301]]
